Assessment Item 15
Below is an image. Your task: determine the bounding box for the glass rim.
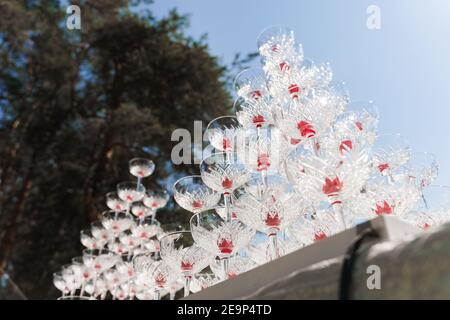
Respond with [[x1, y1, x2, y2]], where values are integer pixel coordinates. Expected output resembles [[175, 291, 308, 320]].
[[172, 175, 205, 191], [233, 67, 265, 92], [159, 230, 193, 245], [128, 157, 155, 165], [256, 25, 293, 47], [206, 115, 240, 131]]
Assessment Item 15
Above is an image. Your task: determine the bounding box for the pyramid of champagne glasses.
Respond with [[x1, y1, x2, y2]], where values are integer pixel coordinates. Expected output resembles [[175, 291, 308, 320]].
[[55, 26, 450, 300], [54, 158, 172, 300]]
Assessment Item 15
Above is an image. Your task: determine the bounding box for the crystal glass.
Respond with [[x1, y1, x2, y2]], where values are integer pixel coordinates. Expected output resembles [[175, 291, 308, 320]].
[[190, 210, 255, 278], [142, 190, 169, 222], [234, 175, 301, 260], [206, 116, 242, 152], [288, 211, 342, 245], [233, 68, 273, 129], [143, 190, 169, 210], [346, 100, 379, 138], [117, 181, 146, 207], [80, 229, 106, 250], [53, 271, 69, 297], [245, 234, 299, 265], [235, 127, 290, 180], [372, 133, 411, 178], [160, 231, 213, 297], [90, 222, 114, 244], [256, 25, 296, 55], [130, 203, 151, 222], [101, 211, 135, 236], [319, 108, 377, 160], [284, 146, 371, 229], [131, 223, 162, 247], [108, 240, 129, 257], [190, 273, 221, 293], [173, 175, 221, 214], [106, 192, 127, 213], [348, 174, 421, 223], [82, 249, 119, 296], [215, 203, 238, 221], [71, 256, 93, 297], [403, 185, 450, 229], [210, 255, 257, 280], [133, 254, 175, 300], [273, 86, 346, 149], [129, 158, 155, 186], [104, 268, 127, 300], [167, 279, 184, 300], [404, 152, 438, 190], [200, 152, 252, 222], [84, 276, 108, 299]]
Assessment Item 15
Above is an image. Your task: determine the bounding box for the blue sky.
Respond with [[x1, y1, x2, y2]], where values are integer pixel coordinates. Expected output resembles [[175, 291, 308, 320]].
[[152, 0, 450, 184]]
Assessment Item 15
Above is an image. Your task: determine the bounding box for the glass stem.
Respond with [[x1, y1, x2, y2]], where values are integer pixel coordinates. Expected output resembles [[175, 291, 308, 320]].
[[222, 257, 229, 280], [333, 202, 347, 229], [269, 234, 279, 260], [79, 283, 85, 297], [261, 169, 268, 191], [92, 275, 98, 295], [312, 138, 320, 156], [127, 280, 132, 300], [224, 193, 231, 222], [387, 174, 394, 185], [170, 290, 176, 300], [151, 211, 156, 224], [422, 193, 429, 210], [136, 177, 142, 189], [154, 289, 161, 300], [184, 276, 191, 297]]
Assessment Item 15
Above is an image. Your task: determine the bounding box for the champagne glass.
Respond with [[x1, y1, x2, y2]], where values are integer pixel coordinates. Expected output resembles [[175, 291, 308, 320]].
[[129, 158, 155, 187], [200, 152, 252, 222], [133, 254, 174, 300], [234, 175, 301, 260], [142, 190, 169, 223], [173, 175, 221, 214], [160, 231, 213, 297], [80, 229, 106, 250], [101, 211, 135, 237], [106, 192, 127, 216], [190, 210, 255, 279], [206, 116, 242, 152], [190, 272, 221, 293], [117, 181, 146, 213], [372, 133, 411, 179], [210, 255, 257, 280], [403, 185, 450, 229]]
